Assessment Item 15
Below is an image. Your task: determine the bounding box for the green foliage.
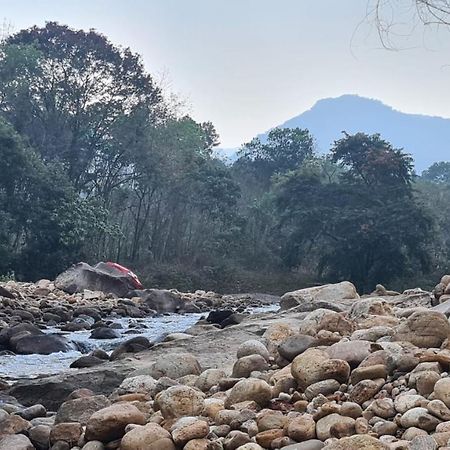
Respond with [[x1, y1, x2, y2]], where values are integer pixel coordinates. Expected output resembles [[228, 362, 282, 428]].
[[0, 22, 164, 190], [274, 133, 433, 292], [236, 127, 314, 183], [422, 161, 450, 184], [0, 21, 446, 293], [0, 117, 111, 279]]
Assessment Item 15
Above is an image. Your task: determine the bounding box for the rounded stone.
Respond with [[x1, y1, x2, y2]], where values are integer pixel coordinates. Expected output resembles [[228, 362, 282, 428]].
[[326, 340, 372, 368], [225, 378, 272, 408], [399, 407, 441, 431], [291, 348, 350, 390], [195, 369, 226, 392], [0, 434, 34, 450], [278, 334, 318, 361], [171, 417, 209, 446], [316, 414, 355, 440], [393, 311, 450, 348], [285, 413, 316, 441], [155, 385, 205, 419], [121, 424, 175, 450], [232, 354, 269, 378], [237, 340, 270, 361], [84, 403, 146, 442], [118, 375, 156, 396], [148, 353, 202, 379], [434, 378, 450, 408]]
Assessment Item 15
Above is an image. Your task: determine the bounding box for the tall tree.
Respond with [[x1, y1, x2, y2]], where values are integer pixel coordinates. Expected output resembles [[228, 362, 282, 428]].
[[0, 22, 164, 192], [274, 133, 433, 291]]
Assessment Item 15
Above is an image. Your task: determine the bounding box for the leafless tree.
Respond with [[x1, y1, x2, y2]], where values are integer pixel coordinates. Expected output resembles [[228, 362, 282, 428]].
[[370, 1, 450, 47]]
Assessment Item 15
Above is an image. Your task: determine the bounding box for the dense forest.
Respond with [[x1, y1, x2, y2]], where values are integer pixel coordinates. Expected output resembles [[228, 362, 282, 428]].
[[0, 23, 449, 294]]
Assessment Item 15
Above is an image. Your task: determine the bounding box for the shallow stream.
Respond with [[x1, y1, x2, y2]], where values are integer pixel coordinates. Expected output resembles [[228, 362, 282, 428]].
[[0, 305, 277, 380]]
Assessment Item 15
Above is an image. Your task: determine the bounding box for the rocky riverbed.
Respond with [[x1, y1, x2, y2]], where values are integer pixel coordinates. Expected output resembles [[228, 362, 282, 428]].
[[2, 277, 450, 449]]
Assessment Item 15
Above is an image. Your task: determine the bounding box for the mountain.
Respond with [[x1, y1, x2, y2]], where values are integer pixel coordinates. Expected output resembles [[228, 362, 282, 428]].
[[246, 95, 450, 172]]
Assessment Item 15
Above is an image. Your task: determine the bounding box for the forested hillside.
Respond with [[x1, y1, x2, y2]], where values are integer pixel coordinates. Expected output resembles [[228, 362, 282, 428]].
[[1, 23, 449, 293]]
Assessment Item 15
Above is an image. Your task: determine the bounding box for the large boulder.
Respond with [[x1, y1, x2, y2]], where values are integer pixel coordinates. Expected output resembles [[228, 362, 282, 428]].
[[155, 385, 205, 419], [109, 336, 152, 361], [55, 395, 111, 425], [280, 282, 359, 312], [12, 334, 76, 355], [291, 348, 350, 390], [139, 289, 185, 313], [84, 403, 146, 442], [121, 423, 174, 450], [392, 310, 450, 348], [55, 261, 137, 296], [225, 378, 272, 408], [322, 435, 388, 449], [144, 353, 202, 379], [0, 435, 34, 450]]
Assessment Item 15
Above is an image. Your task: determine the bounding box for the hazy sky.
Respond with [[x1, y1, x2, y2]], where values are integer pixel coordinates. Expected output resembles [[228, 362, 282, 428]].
[[2, 0, 450, 147]]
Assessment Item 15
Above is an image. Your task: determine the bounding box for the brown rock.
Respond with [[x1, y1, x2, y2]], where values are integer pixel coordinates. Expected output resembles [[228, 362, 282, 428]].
[[50, 422, 82, 446], [85, 403, 146, 442]]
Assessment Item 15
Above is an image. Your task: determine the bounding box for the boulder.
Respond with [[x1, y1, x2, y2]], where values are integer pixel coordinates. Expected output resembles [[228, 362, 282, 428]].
[[280, 282, 359, 311], [399, 407, 440, 431], [316, 413, 355, 440], [70, 355, 106, 368], [348, 297, 393, 319], [285, 413, 316, 441], [55, 395, 111, 425], [12, 333, 76, 355], [140, 289, 185, 313], [50, 422, 83, 446], [147, 353, 202, 379], [55, 261, 137, 296], [225, 378, 272, 408], [90, 327, 120, 339], [121, 423, 173, 450], [195, 369, 226, 392], [171, 417, 209, 446], [322, 435, 388, 449], [232, 354, 269, 378], [326, 340, 372, 368], [117, 375, 156, 396], [109, 336, 152, 361], [291, 348, 350, 390], [433, 378, 450, 408], [207, 310, 233, 325], [237, 340, 270, 361], [84, 403, 146, 442], [278, 334, 318, 361], [28, 424, 51, 450], [155, 385, 205, 419], [0, 434, 34, 450], [393, 311, 450, 348]]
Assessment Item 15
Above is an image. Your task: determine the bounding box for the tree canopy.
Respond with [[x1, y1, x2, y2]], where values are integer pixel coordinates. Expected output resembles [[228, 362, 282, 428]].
[[0, 22, 446, 293]]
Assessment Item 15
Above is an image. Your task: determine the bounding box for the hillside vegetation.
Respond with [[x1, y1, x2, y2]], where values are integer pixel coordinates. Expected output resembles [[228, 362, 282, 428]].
[[0, 23, 449, 293]]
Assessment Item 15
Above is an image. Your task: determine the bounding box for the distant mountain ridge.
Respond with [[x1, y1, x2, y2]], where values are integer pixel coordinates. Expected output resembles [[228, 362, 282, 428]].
[[221, 95, 450, 172]]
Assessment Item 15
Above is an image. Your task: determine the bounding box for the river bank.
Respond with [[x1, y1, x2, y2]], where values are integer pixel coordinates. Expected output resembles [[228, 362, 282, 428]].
[[0, 278, 450, 449]]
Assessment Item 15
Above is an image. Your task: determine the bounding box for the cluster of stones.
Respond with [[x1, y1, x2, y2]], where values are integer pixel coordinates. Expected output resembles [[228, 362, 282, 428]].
[[2, 278, 450, 449], [3, 277, 450, 449], [0, 280, 271, 359], [433, 276, 450, 305]]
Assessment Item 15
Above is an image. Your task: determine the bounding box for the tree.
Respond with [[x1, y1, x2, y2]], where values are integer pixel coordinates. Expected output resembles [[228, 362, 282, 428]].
[[236, 127, 315, 183], [422, 161, 450, 184], [0, 22, 165, 192], [371, 1, 450, 47], [274, 133, 433, 291], [0, 117, 109, 279]]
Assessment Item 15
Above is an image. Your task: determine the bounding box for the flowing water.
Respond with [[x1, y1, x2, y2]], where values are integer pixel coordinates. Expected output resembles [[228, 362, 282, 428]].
[[0, 305, 278, 380]]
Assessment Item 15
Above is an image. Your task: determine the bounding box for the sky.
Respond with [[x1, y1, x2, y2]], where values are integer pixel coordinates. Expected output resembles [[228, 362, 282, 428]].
[[2, 0, 450, 148]]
